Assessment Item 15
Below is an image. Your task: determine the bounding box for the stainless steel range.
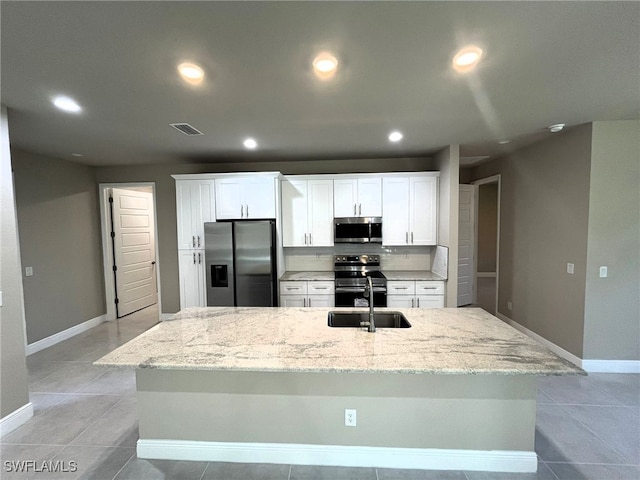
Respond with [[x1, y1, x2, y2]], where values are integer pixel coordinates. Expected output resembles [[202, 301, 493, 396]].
[[334, 254, 387, 307]]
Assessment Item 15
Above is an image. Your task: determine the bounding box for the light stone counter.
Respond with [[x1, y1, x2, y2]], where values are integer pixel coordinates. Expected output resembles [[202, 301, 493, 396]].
[[279, 271, 334, 281], [382, 270, 447, 281], [96, 306, 582, 376]]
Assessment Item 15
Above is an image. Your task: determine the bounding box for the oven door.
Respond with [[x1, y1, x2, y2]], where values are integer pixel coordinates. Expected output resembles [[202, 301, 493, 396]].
[[335, 286, 387, 308]]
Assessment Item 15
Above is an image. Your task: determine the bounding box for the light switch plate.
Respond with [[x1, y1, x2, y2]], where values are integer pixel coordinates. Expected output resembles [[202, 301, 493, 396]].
[[599, 266, 608, 278], [567, 263, 574, 274], [25, 266, 34, 277]]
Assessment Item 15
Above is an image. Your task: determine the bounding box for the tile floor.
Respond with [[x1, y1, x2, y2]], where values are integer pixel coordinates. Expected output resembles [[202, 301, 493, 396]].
[[1, 305, 638, 480]]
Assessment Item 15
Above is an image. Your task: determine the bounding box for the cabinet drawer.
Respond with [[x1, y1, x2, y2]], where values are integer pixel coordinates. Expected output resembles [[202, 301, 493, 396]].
[[415, 281, 444, 295], [280, 281, 308, 294], [386, 281, 416, 295], [308, 281, 335, 294]]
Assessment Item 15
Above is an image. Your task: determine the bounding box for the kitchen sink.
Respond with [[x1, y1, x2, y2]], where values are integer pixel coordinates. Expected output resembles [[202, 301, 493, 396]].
[[327, 311, 411, 328]]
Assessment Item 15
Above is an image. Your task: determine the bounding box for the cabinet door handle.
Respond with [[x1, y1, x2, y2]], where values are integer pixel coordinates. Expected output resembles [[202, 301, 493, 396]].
[[309, 233, 312, 245], [411, 298, 415, 308], [417, 298, 420, 308], [198, 252, 202, 264], [246, 204, 249, 217], [314, 287, 328, 290], [304, 233, 308, 245], [354, 204, 357, 215], [193, 253, 196, 265], [359, 204, 362, 216], [303, 298, 307, 307], [197, 235, 201, 248], [395, 287, 409, 290], [422, 287, 438, 290], [411, 232, 414, 244], [286, 287, 300, 291], [406, 232, 408, 244], [193, 236, 196, 248], [240, 205, 244, 218]]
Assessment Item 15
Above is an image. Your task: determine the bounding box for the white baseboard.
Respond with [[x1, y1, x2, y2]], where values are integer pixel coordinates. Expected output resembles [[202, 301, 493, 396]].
[[26, 314, 106, 355], [496, 313, 640, 374], [581, 360, 640, 374], [0, 403, 33, 437], [160, 313, 175, 321], [137, 439, 537, 473], [496, 312, 583, 368]]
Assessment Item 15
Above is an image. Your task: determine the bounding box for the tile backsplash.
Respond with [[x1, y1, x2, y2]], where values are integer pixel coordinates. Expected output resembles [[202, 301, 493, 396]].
[[284, 245, 433, 271]]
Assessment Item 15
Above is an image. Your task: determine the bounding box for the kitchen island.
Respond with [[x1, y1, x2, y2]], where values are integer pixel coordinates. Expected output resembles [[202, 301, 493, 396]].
[[96, 307, 582, 473]]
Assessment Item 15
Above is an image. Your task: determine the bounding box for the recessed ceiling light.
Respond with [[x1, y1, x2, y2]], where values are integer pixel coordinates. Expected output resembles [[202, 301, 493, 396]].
[[312, 52, 338, 79], [243, 138, 257, 150], [388, 131, 403, 142], [52, 95, 82, 113], [548, 123, 565, 133], [71, 153, 84, 157], [177, 62, 205, 85], [498, 140, 510, 145], [452, 45, 483, 73]]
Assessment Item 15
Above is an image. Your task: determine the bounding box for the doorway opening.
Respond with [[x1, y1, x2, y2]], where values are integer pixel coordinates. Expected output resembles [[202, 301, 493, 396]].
[[472, 175, 501, 315], [99, 183, 161, 321]]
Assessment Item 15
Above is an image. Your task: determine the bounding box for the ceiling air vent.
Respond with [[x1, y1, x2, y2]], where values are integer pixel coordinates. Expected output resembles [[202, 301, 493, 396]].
[[170, 123, 204, 136]]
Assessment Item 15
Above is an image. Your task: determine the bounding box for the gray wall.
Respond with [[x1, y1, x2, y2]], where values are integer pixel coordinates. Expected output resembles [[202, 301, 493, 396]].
[[477, 183, 498, 273], [583, 120, 640, 360], [95, 157, 437, 313], [0, 107, 29, 417], [434, 146, 459, 306], [470, 124, 593, 358], [12, 150, 106, 343]]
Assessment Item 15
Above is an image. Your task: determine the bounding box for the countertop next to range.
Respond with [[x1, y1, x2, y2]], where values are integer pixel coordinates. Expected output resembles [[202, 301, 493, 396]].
[[96, 306, 581, 376], [279, 270, 446, 281]]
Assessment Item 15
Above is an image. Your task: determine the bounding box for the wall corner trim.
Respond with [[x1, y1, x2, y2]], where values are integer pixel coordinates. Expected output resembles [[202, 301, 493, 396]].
[[26, 314, 106, 356], [0, 402, 33, 437], [137, 439, 537, 473], [495, 313, 583, 368]]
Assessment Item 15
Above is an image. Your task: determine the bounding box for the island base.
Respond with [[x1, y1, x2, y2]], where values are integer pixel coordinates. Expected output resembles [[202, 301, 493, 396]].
[[135, 369, 538, 473]]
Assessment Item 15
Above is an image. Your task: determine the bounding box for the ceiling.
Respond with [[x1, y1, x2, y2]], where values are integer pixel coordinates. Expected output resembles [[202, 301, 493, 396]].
[[2, 1, 638, 167]]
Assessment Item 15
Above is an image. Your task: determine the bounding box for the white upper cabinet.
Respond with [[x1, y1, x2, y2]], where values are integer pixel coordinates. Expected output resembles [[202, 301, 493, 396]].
[[175, 180, 215, 250], [215, 175, 276, 220], [282, 177, 333, 247], [382, 174, 438, 246], [334, 177, 382, 217]]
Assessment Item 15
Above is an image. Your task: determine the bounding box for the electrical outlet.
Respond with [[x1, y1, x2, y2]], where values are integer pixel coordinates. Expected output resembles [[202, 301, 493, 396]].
[[25, 266, 34, 277], [344, 409, 357, 427], [507, 301, 512, 311], [599, 266, 608, 278], [567, 263, 574, 274]]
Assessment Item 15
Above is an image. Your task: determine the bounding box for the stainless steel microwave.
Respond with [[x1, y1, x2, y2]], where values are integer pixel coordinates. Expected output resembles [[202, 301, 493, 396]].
[[334, 217, 383, 244]]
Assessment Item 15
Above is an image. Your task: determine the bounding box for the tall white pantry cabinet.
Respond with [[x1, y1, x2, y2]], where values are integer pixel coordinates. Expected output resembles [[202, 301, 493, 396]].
[[175, 179, 215, 308]]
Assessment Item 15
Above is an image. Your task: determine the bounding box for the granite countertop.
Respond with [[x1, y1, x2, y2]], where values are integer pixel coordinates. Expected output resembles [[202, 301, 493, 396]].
[[96, 307, 583, 376], [382, 270, 447, 281], [280, 271, 334, 281]]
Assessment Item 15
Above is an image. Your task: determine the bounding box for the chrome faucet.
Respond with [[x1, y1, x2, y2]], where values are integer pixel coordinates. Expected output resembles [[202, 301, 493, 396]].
[[362, 275, 376, 332]]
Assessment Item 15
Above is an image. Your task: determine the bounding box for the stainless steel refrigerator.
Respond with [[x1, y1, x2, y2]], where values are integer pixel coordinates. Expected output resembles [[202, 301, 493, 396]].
[[204, 221, 277, 307]]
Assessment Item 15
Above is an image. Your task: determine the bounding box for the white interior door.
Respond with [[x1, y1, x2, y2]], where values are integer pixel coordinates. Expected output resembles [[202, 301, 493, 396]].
[[111, 188, 158, 317], [457, 185, 475, 306]]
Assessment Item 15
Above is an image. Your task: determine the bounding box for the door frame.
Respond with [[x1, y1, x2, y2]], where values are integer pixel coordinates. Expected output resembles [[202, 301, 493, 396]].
[[99, 183, 162, 321], [470, 174, 501, 314], [457, 184, 476, 306]]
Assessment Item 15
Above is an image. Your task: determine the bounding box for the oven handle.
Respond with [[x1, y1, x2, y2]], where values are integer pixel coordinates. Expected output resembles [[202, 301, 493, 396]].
[[335, 287, 387, 293]]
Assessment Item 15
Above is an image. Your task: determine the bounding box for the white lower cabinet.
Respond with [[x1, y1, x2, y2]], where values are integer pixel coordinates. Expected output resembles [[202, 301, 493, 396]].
[[387, 280, 444, 308], [178, 249, 206, 308], [280, 280, 334, 308]]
